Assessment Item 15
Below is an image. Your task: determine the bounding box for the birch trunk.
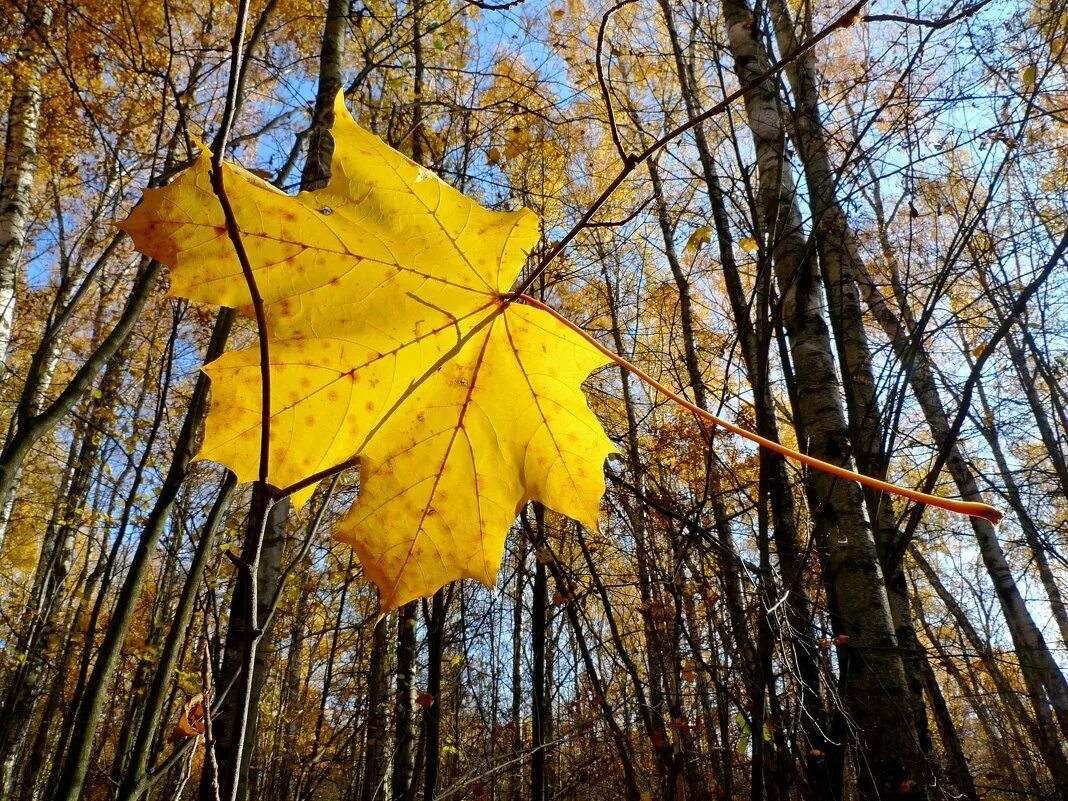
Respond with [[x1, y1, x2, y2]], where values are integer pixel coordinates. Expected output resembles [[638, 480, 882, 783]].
[[0, 2, 51, 382], [359, 616, 390, 801], [202, 496, 290, 801], [718, 0, 928, 795], [765, 0, 935, 763]]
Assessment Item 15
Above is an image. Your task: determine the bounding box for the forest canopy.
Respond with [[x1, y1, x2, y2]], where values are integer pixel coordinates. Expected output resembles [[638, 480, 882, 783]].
[[0, 0, 1066, 800]]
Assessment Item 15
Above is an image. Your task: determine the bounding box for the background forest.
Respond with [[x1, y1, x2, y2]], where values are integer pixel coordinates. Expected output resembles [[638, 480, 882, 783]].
[[0, 0, 1066, 799]]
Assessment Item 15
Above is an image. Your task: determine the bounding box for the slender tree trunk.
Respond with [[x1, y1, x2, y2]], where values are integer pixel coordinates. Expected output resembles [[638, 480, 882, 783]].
[[508, 540, 524, 801], [0, 418, 88, 789], [360, 616, 391, 801], [916, 628, 978, 799], [116, 475, 236, 801], [422, 589, 447, 801], [770, 0, 937, 765], [598, 260, 688, 798], [531, 508, 549, 801], [201, 495, 290, 801], [393, 602, 417, 801], [204, 1, 345, 794], [274, 568, 312, 801], [542, 552, 642, 801], [653, 5, 833, 790], [49, 308, 233, 801], [299, 551, 355, 801]]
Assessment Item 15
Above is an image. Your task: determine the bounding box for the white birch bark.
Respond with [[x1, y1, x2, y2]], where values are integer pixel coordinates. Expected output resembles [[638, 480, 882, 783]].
[[0, 3, 51, 380]]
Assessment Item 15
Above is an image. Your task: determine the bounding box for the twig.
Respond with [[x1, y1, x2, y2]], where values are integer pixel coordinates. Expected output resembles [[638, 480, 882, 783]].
[[463, 0, 526, 8], [595, 0, 639, 162]]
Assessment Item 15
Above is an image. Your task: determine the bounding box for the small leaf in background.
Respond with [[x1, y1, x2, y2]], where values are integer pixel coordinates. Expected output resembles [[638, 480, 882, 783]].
[[738, 236, 759, 253], [166, 693, 206, 743], [685, 225, 712, 252], [1021, 63, 1037, 90]]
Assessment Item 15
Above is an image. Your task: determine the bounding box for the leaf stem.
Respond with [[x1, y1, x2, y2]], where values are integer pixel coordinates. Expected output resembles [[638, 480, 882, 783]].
[[514, 293, 1003, 525]]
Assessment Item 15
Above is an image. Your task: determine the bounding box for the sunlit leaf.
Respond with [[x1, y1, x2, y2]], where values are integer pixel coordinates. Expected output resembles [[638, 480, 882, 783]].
[[119, 92, 614, 610]]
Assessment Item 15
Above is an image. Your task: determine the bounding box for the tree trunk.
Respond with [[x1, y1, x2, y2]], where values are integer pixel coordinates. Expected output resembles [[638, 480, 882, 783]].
[[766, 0, 935, 766], [422, 589, 447, 801], [531, 509, 549, 801], [301, 0, 348, 192], [116, 474, 236, 801], [359, 616, 390, 801], [49, 309, 233, 801], [393, 602, 417, 801], [653, 4, 833, 790], [718, 0, 928, 795], [0, 1, 51, 387], [201, 495, 290, 801]]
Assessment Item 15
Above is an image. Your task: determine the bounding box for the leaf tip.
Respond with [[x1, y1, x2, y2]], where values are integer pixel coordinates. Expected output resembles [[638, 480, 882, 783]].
[[332, 87, 348, 118]]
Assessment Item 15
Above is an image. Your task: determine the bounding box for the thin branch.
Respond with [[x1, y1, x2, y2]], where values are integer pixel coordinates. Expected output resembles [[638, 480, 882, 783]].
[[463, 0, 526, 8], [596, 0, 639, 163], [864, 0, 995, 29]]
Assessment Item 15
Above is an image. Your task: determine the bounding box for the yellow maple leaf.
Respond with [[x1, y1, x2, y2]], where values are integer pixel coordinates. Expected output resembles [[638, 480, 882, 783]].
[[119, 93, 615, 610]]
